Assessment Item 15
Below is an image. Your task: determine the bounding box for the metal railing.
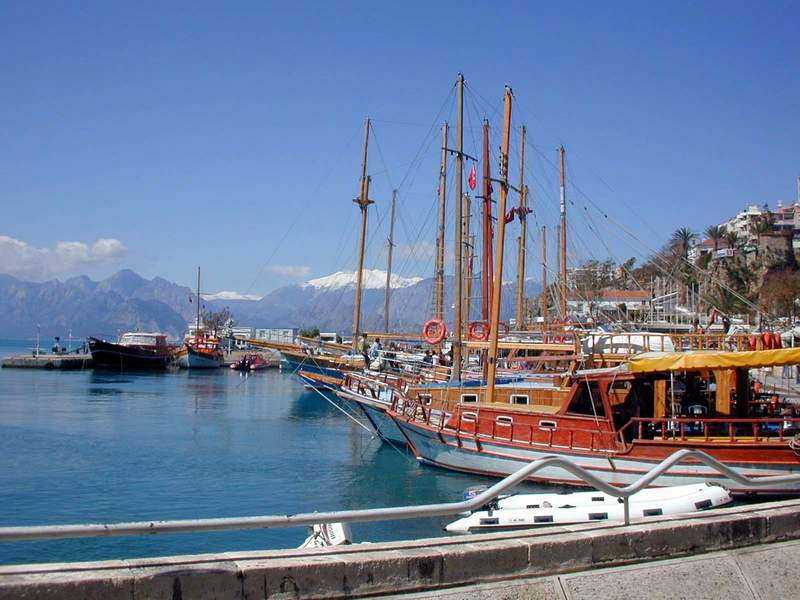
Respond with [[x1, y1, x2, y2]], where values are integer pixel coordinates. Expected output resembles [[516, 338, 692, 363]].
[[1, 449, 799, 543]]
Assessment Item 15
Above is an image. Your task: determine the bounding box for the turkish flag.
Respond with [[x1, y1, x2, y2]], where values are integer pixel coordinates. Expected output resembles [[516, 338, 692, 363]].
[[468, 163, 477, 190]]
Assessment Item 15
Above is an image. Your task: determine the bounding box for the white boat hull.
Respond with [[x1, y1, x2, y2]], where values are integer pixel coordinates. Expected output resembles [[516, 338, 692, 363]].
[[445, 482, 732, 533]]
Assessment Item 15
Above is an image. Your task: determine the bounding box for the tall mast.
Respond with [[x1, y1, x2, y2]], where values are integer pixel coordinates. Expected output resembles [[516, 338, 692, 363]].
[[558, 146, 568, 319], [462, 192, 472, 328], [541, 226, 548, 334], [481, 120, 493, 322], [351, 118, 373, 353], [195, 266, 201, 333], [485, 86, 513, 403], [383, 189, 397, 333], [451, 73, 465, 381], [435, 123, 449, 321], [514, 125, 529, 329]]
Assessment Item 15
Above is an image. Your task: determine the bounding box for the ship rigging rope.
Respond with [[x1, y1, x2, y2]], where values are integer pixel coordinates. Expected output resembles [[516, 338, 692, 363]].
[[290, 351, 413, 461]]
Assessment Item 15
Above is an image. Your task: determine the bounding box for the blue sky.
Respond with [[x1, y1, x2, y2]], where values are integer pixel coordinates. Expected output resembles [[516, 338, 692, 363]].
[[1, 1, 798, 296]]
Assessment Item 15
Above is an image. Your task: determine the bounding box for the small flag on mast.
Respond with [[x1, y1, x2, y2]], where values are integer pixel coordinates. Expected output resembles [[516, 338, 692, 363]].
[[468, 163, 477, 190]]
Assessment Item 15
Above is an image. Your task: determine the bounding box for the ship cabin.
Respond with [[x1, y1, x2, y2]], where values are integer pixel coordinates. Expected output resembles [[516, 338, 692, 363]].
[[119, 333, 169, 349]]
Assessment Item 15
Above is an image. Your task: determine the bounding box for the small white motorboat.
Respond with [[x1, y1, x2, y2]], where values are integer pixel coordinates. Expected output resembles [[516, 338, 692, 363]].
[[445, 482, 732, 534], [298, 522, 353, 549]]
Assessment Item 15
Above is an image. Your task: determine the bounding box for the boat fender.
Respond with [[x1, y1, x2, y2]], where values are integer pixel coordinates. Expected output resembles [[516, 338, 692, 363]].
[[773, 332, 782, 349], [748, 334, 758, 351], [468, 321, 489, 341], [422, 319, 447, 345], [762, 332, 774, 350]]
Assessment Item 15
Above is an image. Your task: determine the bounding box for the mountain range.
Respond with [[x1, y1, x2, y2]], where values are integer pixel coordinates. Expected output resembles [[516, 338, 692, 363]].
[[0, 269, 539, 339]]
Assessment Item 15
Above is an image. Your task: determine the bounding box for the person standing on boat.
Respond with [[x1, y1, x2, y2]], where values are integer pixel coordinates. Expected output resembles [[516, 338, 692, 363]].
[[368, 337, 382, 369], [360, 334, 370, 367]]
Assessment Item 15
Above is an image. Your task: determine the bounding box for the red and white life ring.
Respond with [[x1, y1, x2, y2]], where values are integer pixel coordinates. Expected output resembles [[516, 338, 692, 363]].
[[422, 319, 447, 345], [497, 321, 510, 337], [468, 321, 489, 341]]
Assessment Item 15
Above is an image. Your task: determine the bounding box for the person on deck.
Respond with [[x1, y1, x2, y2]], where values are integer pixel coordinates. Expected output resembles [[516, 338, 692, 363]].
[[360, 335, 370, 367]]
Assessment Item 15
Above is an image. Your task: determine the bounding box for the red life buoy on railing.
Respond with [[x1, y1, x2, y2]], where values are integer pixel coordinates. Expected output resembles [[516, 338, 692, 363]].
[[468, 321, 489, 341], [422, 319, 447, 345], [497, 321, 510, 337]]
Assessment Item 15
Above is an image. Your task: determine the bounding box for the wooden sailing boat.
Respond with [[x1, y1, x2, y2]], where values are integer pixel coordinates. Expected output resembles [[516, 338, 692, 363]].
[[175, 267, 224, 369], [385, 87, 800, 493]]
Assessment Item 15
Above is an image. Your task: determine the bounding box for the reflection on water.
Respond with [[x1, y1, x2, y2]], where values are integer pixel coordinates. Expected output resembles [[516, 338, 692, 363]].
[[0, 357, 503, 565]]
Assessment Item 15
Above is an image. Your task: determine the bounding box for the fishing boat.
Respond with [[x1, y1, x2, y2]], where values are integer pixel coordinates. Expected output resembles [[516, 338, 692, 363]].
[[175, 268, 223, 369], [175, 335, 223, 369], [445, 482, 732, 533], [88, 333, 171, 370]]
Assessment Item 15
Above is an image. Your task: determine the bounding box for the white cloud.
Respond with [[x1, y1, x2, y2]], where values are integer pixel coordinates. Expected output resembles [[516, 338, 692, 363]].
[[202, 291, 262, 301], [268, 265, 311, 277], [0, 235, 127, 281]]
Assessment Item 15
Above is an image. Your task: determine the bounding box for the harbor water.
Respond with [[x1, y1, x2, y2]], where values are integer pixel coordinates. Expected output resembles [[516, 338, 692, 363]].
[[0, 339, 536, 565]]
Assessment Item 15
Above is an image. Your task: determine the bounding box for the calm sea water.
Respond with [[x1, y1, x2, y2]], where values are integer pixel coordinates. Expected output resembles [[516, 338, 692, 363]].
[[0, 339, 528, 565]]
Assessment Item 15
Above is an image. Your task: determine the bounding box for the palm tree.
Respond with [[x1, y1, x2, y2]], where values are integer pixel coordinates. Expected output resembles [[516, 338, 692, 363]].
[[670, 227, 698, 259], [724, 229, 740, 250], [750, 213, 774, 246], [670, 227, 697, 306], [705, 225, 722, 251]]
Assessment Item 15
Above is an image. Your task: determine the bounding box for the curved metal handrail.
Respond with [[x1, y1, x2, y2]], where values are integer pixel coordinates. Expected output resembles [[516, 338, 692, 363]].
[[0, 449, 798, 542]]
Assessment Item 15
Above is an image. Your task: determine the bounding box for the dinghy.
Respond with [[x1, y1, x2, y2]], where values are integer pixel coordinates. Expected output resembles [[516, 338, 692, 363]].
[[445, 482, 732, 534], [298, 522, 353, 549]]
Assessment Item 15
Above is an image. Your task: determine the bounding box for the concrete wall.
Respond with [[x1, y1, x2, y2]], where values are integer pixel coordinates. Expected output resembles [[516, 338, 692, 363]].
[[1, 499, 799, 599]]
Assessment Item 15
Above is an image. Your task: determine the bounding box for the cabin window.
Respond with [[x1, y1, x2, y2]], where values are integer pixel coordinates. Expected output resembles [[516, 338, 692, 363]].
[[566, 381, 606, 417], [643, 508, 663, 517], [511, 394, 529, 405], [694, 499, 712, 510], [588, 512, 609, 521], [461, 394, 478, 403], [534, 515, 553, 523]]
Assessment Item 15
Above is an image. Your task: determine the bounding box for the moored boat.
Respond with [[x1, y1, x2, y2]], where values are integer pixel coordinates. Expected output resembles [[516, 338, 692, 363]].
[[88, 333, 171, 370], [230, 353, 272, 372], [175, 336, 224, 369], [445, 482, 733, 533], [388, 347, 800, 494]]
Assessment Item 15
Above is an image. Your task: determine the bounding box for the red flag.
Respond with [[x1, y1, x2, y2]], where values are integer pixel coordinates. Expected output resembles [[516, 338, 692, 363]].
[[468, 163, 477, 190]]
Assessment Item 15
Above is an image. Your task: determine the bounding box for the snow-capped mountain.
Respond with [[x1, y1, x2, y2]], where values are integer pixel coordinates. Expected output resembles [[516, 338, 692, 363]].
[[201, 291, 262, 301], [302, 270, 423, 291]]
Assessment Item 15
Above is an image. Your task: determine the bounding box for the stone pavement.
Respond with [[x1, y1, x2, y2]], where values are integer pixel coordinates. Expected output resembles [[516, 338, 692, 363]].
[[378, 538, 800, 600]]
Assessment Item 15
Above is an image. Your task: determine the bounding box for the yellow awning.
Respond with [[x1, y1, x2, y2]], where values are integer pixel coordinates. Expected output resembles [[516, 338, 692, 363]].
[[628, 347, 800, 373]]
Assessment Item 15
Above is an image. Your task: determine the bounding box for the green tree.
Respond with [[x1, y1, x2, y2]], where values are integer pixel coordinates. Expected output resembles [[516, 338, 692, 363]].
[[298, 327, 320, 338], [670, 227, 697, 305], [723, 229, 740, 250], [705, 225, 722, 251]]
